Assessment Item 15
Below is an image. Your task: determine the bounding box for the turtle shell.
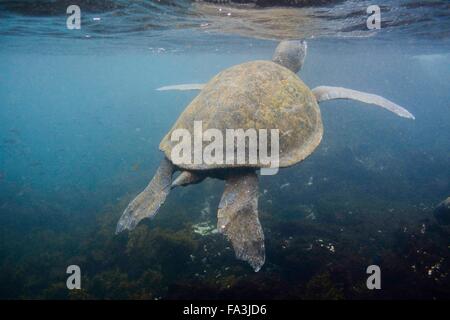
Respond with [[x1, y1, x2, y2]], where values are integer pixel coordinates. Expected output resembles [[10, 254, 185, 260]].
[[160, 60, 323, 170]]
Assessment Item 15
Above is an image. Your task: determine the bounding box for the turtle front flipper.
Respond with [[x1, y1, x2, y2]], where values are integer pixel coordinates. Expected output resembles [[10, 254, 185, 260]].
[[217, 171, 265, 272], [156, 83, 205, 91], [312, 86, 415, 119], [116, 157, 175, 234]]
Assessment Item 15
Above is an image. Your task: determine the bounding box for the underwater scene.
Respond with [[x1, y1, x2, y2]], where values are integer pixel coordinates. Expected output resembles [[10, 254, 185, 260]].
[[0, 0, 449, 300]]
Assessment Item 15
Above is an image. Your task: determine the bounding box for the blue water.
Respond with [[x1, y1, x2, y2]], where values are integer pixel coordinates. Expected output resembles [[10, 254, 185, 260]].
[[0, 0, 449, 299]]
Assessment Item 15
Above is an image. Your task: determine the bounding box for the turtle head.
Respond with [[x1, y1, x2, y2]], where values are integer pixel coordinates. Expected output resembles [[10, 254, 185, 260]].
[[272, 40, 307, 74]]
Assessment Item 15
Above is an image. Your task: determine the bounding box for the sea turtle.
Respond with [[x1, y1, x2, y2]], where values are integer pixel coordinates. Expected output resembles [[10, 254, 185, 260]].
[[116, 40, 414, 272]]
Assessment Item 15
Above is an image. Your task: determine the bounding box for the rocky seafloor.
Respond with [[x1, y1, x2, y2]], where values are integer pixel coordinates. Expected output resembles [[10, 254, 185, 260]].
[[1, 176, 449, 300]]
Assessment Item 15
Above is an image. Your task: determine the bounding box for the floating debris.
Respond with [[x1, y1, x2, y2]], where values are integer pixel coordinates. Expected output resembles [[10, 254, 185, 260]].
[[280, 183, 290, 189], [316, 239, 335, 253], [298, 204, 315, 220], [420, 224, 426, 234], [427, 259, 444, 278], [328, 244, 335, 253], [306, 212, 316, 220], [192, 221, 217, 236]]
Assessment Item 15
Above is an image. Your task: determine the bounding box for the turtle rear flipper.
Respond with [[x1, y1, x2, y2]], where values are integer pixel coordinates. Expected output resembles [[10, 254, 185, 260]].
[[171, 170, 205, 189], [218, 171, 265, 272], [116, 157, 175, 234]]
